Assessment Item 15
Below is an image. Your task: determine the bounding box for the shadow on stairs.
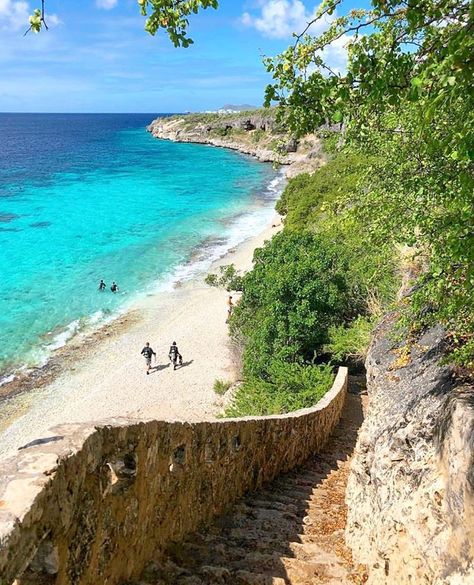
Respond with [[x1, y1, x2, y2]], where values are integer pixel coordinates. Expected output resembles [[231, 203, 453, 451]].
[[131, 375, 367, 585]]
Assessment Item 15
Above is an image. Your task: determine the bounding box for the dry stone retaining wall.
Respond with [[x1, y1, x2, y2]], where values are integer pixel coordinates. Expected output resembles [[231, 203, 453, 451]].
[[0, 367, 347, 585]]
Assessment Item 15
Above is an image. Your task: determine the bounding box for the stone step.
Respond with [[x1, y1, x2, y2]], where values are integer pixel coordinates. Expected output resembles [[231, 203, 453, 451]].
[[243, 498, 300, 514], [251, 490, 313, 507], [280, 556, 351, 584], [231, 570, 287, 585]]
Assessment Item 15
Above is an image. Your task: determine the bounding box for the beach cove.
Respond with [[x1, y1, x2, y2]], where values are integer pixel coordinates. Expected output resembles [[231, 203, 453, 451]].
[[0, 111, 326, 459], [0, 113, 278, 386], [0, 113, 295, 458], [0, 215, 283, 459]]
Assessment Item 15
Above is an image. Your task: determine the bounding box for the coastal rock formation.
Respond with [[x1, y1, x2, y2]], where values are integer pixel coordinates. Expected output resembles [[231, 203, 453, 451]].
[[0, 369, 347, 585], [147, 112, 325, 177], [346, 316, 474, 584]]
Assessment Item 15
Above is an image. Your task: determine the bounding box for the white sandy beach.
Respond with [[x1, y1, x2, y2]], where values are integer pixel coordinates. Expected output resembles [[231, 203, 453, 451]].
[[0, 218, 282, 460]]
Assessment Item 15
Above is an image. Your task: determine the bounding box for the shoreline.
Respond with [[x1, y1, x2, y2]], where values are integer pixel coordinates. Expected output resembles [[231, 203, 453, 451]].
[[0, 200, 284, 458], [0, 167, 285, 403], [147, 114, 326, 178]]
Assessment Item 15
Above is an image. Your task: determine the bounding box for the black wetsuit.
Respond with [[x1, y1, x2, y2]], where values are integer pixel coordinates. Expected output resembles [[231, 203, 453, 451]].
[[111, 283, 118, 293], [169, 345, 182, 367], [99, 281, 106, 291], [141, 346, 155, 360]]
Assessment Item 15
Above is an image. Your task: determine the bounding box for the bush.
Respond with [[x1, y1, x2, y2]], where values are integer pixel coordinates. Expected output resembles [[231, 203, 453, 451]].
[[230, 230, 352, 379], [276, 152, 366, 229], [277, 151, 398, 313], [213, 379, 232, 395], [211, 127, 231, 137], [324, 316, 374, 363], [226, 362, 334, 417], [251, 129, 265, 143], [205, 264, 243, 291]]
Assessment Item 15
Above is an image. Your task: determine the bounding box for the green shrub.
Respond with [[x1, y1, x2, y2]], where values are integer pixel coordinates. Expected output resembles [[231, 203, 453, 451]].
[[205, 264, 243, 291], [213, 379, 232, 395], [226, 362, 334, 417], [251, 129, 265, 143], [211, 127, 231, 137], [324, 316, 374, 363], [230, 230, 353, 379], [277, 151, 399, 313], [276, 152, 366, 229]]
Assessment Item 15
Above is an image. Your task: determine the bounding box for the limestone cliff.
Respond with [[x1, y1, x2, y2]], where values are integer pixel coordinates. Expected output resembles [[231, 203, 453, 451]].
[[147, 111, 325, 177], [346, 316, 474, 584]]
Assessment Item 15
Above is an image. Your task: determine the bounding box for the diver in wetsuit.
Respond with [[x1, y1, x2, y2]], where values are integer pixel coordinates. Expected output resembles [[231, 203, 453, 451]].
[[141, 342, 156, 375], [110, 281, 119, 293], [168, 341, 183, 370], [98, 279, 106, 291]]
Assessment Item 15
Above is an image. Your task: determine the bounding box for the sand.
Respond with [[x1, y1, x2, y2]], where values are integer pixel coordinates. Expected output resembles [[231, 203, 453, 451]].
[[0, 218, 282, 460]]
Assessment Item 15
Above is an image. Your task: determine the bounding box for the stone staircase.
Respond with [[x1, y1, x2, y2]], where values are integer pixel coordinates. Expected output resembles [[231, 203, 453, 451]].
[[131, 379, 366, 585]]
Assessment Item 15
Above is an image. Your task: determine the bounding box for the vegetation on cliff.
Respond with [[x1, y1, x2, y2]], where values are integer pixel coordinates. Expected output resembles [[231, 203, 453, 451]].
[[219, 0, 472, 418], [264, 0, 473, 367], [207, 145, 398, 416]]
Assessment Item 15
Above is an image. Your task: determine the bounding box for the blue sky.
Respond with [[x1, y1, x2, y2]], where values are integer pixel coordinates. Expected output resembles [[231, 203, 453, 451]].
[[0, 0, 367, 113]]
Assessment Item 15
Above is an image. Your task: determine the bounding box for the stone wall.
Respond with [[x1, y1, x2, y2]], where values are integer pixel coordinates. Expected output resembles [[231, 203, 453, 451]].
[[0, 367, 347, 585], [346, 317, 474, 584]]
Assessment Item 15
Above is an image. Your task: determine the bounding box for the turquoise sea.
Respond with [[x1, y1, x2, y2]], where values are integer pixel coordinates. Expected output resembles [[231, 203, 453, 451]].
[[0, 113, 280, 383]]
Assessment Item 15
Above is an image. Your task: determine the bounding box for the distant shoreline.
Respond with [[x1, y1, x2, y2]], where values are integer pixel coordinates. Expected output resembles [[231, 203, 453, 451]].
[[147, 112, 326, 178]]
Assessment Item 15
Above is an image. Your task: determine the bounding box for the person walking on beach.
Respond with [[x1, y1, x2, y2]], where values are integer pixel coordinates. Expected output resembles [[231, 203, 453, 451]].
[[110, 281, 119, 293], [98, 279, 106, 291], [226, 295, 234, 322], [168, 341, 183, 370], [141, 342, 156, 375]]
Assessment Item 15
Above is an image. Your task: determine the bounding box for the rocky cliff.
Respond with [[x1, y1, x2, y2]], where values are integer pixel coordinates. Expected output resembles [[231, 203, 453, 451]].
[[147, 111, 325, 177], [346, 316, 474, 584]]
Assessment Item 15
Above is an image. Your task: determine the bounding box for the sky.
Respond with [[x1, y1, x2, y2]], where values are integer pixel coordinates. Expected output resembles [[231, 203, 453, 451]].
[[0, 0, 368, 113]]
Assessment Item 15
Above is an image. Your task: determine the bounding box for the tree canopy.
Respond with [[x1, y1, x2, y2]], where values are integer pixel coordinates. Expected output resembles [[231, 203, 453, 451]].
[[264, 0, 473, 365], [29, 0, 218, 45]]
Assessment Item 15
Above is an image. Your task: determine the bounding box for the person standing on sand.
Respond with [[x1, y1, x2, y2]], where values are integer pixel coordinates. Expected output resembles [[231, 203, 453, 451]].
[[168, 341, 183, 370], [110, 281, 119, 293], [141, 342, 156, 375], [226, 295, 234, 322], [98, 279, 106, 291]]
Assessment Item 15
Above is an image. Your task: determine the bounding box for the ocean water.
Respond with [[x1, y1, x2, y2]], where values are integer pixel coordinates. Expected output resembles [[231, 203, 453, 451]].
[[0, 113, 280, 381]]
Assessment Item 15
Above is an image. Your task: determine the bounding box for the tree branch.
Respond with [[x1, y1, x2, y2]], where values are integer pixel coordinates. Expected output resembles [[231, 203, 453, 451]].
[[24, 0, 48, 35]]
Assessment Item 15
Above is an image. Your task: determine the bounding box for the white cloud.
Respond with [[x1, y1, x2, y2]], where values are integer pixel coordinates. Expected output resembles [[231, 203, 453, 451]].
[[0, 0, 60, 31], [241, 0, 330, 39], [0, 0, 30, 30], [241, 1, 352, 74], [96, 0, 118, 9], [322, 33, 350, 74], [46, 13, 61, 27]]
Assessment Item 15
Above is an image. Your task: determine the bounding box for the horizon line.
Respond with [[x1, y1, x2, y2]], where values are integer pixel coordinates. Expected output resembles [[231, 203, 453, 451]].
[[0, 111, 183, 115]]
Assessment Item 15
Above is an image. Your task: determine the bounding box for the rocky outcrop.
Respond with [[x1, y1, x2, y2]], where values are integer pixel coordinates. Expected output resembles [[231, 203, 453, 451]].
[[346, 316, 474, 584], [0, 368, 347, 585], [147, 113, 325, 177]]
